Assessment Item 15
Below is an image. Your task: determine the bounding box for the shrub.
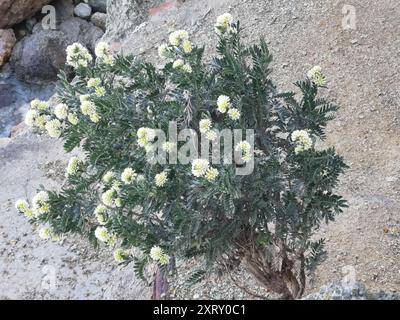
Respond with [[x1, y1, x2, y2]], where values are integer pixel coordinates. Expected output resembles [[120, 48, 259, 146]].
[[16, 14, 347, 299]]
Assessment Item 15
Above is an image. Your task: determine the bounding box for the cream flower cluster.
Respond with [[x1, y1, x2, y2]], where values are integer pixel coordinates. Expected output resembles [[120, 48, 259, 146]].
[[32, 191, 50, 215], [150, 246, 170, 266], [94, 204, 108, 225], [15, 199, 35, 219], [25, 100, 50, 129], [94, 226, 116, 244], [235, 141, 252, 163], [114, 248, 130, 263], [162, 142, 175, 153], [66, 43, 93, 68], [66, 156, 82, 177], [101, 188, 121, 208], [215, 13, 234, 35], [80, 98, 100, 123], [45, 119, 62, 138], [38, 226, 60, 241], [172, 58, 192, 73], [217, 95, 240, 120], [199, 119, 218, 141], [87, 78, 106, 98], [291, 130, 313, 154], [26, 97, 79, 137], [137, 127, 156, 148], [191, 159, 219, 181], [95, 42, 114, 65], [307, 66, 327, 87], [54, 103, 68, 120], [159, 29, 193, 73], [155, 172, 168, 187], [15, 190, 51, 221], [121, 168, 137, 184]]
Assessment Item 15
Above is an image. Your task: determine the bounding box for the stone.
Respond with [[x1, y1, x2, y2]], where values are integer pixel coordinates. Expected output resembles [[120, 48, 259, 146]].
[[11, 16, 104, 83], [53, 0, 75, 23], [59, 17, 103, 51], [74, 3, 92, 19], [0, 83, 18, 109], [0, 0, 52, 28], [88, 0, 107, 13], [90, 12, 107, 31], [0, 29, 16, 67], [11, 30, 68, 82], [25, 18, 37, 33]]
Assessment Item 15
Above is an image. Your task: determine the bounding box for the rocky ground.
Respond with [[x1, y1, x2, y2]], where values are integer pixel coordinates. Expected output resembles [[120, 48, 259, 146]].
[[0, 0, 399, 299]]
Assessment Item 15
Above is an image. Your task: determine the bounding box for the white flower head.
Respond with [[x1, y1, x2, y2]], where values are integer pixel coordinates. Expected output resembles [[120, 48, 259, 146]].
[[25, 109, 38, 127], [103, 171, 115, 184], [32, 191, 50, 215], [101, 189, 116, 207], [66, 43, 92, 68], [114, 249, 130, 263], [95, 41, 110, 59], [95, 86, 106, 97], [137, 127, 156, 147], [15, 199, 29, 213], [307, 65, 327, 86], [34, 114, 49, 129], [150, 246, 163, 260], [94, 226, 111, 242], [181, 64, 192, 74], [215, 13, 234, 34], [68, 113, 79, 125], [87, 78, 101, 88], [31, 99, 49, 111], [235, 141, 252, 163], [45, 119, 62, 138], [169, 30, 189, 46], [162, 142, 175, 153], [66, 157, 81, 177], [291, 130, 313, 154], [217, 95, 231, 113], [228, 108, 241, 121], [94, 205, 108, 225], [172, 59, 184, 69], [191, 158, 209, 177], [158, 44, 171, 58], [155, 172, 168, 187], [38, 227, 51, 240], [121, 168, 137, 184], [206, 130, 218, 141], [182, 40, 193, 53], [205, 167, 219, 181], [199, 119, 212, 133], [80, 100, 96, 116], [54, 104, 68, 120]]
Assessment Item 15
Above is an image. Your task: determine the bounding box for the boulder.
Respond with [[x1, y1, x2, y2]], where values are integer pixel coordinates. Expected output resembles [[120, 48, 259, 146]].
[[53, 0, 75, 24], [11, 30, 68, 83], [90, 12, 107, 31], [11, 17, 104, 82], [74, 3, 92, 19], [0, 29, 16, 66], [88, 0, 107, 13], [59, 17, 103, 51], [0, 0, 52, 28]]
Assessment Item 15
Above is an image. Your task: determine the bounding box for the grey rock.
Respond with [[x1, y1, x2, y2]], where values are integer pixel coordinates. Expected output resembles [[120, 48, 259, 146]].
[[25, 18, 37, 33], [11, 30, 68, 83], [74, 3, 92, 19], [88, 0, 107, 13], [53, 0, 75, 23], [11, 17, 102, 83], [59, 17, 103, 51], [0, 0, 52, 28], [90, 12, 107, 31]]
